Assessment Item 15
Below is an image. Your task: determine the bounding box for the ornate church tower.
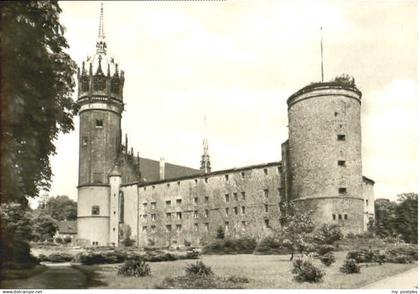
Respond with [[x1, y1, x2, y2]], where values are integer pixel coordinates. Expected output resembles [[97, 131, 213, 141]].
[[76, 4, 124, 246], [200, 116, 211, 174]]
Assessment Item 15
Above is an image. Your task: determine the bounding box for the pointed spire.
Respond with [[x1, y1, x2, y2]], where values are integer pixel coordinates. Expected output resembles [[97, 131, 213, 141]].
[[96, 3, 107, 54], [200, 115, 211, 174]]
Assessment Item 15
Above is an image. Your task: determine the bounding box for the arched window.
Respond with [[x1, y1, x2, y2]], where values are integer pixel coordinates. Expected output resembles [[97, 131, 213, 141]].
[[119, 191, 124, 223]]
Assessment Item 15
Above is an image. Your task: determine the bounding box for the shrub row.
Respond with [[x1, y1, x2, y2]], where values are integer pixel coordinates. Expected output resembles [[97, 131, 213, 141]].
[[38, 253, 74, 263], [201, 238, 257, 255], [346, 245, 417, 264], [75, 250, 199, 265], [253, 237, 290, 255]]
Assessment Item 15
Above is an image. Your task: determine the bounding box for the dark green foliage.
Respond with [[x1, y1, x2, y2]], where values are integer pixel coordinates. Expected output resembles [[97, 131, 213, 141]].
[[385, 245, 417, 263], [0, 204, 38, 269], [292, 259, 325, 283], [319, 252, 335, 266], [38, 195, 77, 221], [216, 226, 225, 239], [77, 251, 126, 265], [346, 249, 375, 263], [340, 259, 360, 274], [372, 194, 418, 244], [254, 236, 290, 255], [122, 238, 135, 247], [317, 244, 335, 255], [32, 213, 58, 241], [201, 238, 257, 255], [313, 224, 343, 245], [117, 257, 151, 277], [185, 261, 213, 276], [1, 1, 77, 204], [45, 253, 73, 263]]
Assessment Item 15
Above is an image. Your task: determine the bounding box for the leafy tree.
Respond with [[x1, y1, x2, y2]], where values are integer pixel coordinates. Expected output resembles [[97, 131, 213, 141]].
[[33, 213, 58, 241], [279, 202, 315, 260], [1, 1, 77, 205], [373, 198, 398, 238], [313, 224, 343, 245], [394, 193, 417, 244], [42, 195, 77, 221]]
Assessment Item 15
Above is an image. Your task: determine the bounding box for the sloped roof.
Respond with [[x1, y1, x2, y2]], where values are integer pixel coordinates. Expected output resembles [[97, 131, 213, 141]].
[[139, 157, 200, 183], [57, 221, 77, 235]]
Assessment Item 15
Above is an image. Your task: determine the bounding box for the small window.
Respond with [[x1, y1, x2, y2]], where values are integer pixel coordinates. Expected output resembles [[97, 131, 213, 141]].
[[82, 136, 88, 147], [193, 210, 198, 219], [166, 200, 171, 207], [204, 223, 209, 231], [176, 224, 182, 232], [264, 204, 269, 213], [241, 206, 246, 214], [166, 213, 171, 219], [167, 183, 170, 187], [339, 188, 347, 194], [264, 189, 269, 198], [143, 202, 147, 208], [113, 227, 115, 231], [225, 174, 229, 181], [194, 223, 199, 231], [142, 226, 147, 231], [194, 197, 198, 204], [334, 111, 339, 117], [225, 194, 230, 202], [241, 192, 246, 200], [264, 219, 270, 228], [338, 214, 342, 220], [152, 185, 155, 190], [95, 119, 103, 128], [151, 225, 156, 232], [176, 212, 182, 220], [337, 134, 346, 141], [166, 225, 172, 232], [142, 214, 147, 219], [176, 199, 182, 205], [205, 209, 209, 218], [366, 200, 368, 206], [194, 179, 198, 184], [205, 178, 208, 183], [332, 214, 336, 220], [151, 202, 156, 209], [91, 205, 100, 215], [177, 181, 180, 186], [234, 207, 238, 215], [241, 221, 247, 227], [233, 192, 238, 201], [204, 196, 209, 202], [264, 168, 268, 175], [151, 214, 156, 221], [225, 208, 229, 216], [344, 214, 348, 220], [144, 187, 146, 191], [241, 172, 245, 178], [338, 160, 346, 166], [225, 221, 229, 229]]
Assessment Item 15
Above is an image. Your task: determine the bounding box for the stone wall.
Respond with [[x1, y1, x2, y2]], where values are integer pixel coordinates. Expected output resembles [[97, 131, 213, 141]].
[[362, 177, 375, 231], [136, 163, 282, 248]]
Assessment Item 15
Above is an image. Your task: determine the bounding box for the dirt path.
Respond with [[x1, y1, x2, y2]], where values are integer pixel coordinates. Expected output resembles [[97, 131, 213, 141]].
[[363, 267, 418, 289], [1, 264, 88, 289]]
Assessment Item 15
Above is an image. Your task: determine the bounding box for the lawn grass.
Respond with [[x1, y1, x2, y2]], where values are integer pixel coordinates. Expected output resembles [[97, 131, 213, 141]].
[[85, 251, 417, 289], [0, 265, 47, 281]]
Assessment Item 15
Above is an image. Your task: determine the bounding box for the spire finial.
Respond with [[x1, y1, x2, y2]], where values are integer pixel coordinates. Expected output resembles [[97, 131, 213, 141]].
[[96, 3, 107, 53], [320, 26, 324, 82]]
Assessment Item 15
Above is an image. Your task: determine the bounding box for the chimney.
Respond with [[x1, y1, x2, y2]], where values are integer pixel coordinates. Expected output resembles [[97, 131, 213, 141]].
[[159, 157, 165, 180]]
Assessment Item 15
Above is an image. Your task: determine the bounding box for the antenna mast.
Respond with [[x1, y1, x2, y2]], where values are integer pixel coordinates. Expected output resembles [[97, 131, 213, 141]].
[[320, 27, 324, 82]]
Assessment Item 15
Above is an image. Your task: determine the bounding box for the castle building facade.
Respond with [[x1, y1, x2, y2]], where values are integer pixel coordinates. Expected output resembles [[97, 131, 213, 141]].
[[76, 7, 375, 247]]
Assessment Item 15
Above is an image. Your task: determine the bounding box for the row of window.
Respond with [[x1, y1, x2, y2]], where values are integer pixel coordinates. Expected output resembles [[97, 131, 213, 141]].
[[332, 213, 348, 220], [143, 167, 282, 191]]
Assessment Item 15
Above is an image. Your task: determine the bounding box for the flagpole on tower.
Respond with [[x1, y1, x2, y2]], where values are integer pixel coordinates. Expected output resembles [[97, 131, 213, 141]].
[[320, 26, 324, 82]]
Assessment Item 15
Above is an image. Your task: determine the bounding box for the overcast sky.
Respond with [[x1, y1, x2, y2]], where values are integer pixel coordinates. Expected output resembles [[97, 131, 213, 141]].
[[37, 0, 417, 205]]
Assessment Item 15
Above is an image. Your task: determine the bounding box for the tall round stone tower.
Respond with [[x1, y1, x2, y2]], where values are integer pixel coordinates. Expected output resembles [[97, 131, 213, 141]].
[[76, 5, 124, 246], [287, 78, 364, 234]]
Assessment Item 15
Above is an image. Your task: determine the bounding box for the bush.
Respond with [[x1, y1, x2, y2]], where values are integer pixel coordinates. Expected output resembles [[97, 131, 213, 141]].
[[346, 249, 375, 263], [47, 253, 73, 263], [118, 257, 151, 277], [77, 251, 127, 265], [317, 244, 335, 255], [385, 245, 417, 262], [254, 236, 290, 255], [156, 273, 249, 289], [122, 238, 135, 247], [319, 252, 335, 266], [38, 254, 49, 262], [292, 259, 325, 283], [185, 261, 213, 276], [201, 238, 257, 255], [63, 236, 72, 244], [216, 226, 225, 239], [313, 224, 343, 245], [340, 259, 360, 274], [55, 237, 63, 244]]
